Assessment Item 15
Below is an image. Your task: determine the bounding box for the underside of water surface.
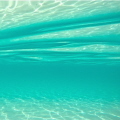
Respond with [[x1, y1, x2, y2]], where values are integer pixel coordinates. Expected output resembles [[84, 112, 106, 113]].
[[0, 1, 120, 120]]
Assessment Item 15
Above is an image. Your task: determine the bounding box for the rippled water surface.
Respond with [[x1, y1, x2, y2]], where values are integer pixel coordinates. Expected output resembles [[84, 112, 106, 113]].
[[0, 0, 120, 64], [0, 1, 120, 120]]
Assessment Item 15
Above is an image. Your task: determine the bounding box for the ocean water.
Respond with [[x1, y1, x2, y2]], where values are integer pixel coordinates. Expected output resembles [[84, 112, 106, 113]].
[[0, 1, 120, 120]]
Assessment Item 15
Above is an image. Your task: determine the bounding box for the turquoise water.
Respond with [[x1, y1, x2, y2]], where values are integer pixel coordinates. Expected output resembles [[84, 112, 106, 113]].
[[0, 1, 120, 120]]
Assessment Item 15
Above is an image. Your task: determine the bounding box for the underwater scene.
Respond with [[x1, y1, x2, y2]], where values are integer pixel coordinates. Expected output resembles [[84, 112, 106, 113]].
[[0, 0, 120, 120]]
